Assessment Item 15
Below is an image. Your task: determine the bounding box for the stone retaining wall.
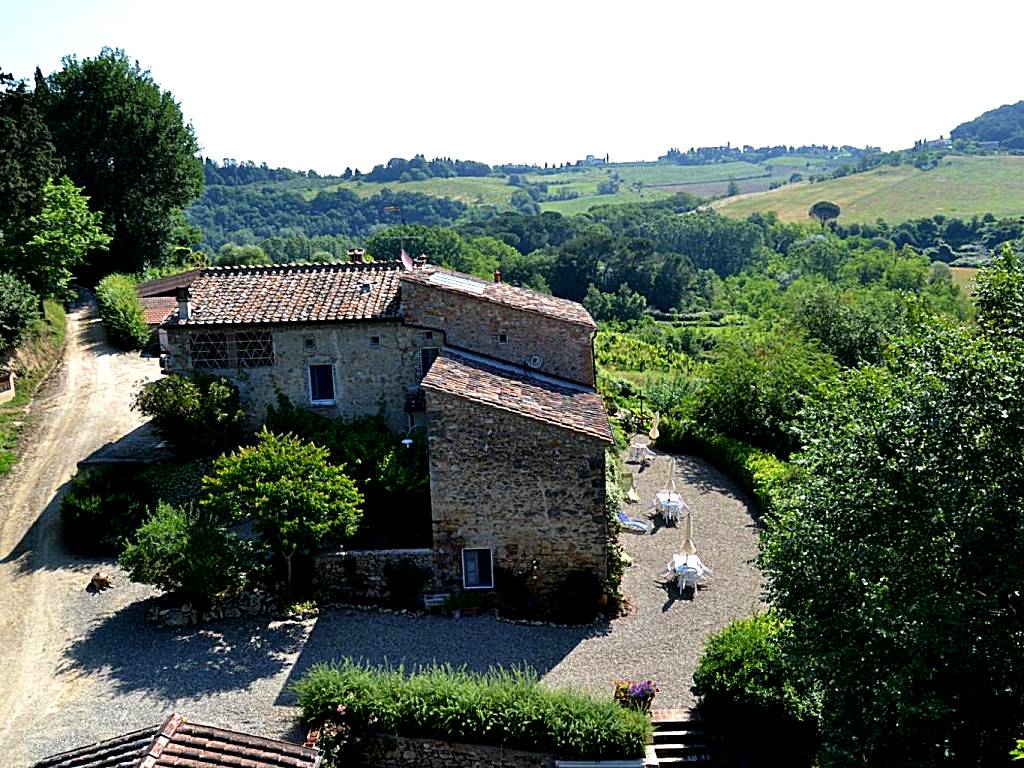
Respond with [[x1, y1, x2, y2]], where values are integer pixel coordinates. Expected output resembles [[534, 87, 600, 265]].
[[146, 591, 278, 627], [314, 548, 436, 605], [352, 733, 556, 768]]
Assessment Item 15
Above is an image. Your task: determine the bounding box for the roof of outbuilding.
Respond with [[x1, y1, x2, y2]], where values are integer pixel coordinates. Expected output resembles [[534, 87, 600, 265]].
[[140, 296, 178, 326], [421, 352, 612, 442], [166, 261, 404, 326], [32, 714, 321, 768], [400, 267, 596, 328], [136, 270, 201, 298]]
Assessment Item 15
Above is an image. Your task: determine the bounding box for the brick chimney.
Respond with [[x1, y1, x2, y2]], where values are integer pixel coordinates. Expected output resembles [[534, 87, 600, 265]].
[[348, 247, 365, 263], [493, 270, 501, 283], [176, 286, 191, 322]]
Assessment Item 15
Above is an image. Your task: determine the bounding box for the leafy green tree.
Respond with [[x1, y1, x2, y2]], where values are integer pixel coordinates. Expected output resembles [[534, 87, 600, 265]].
[[583, 283, 647, 322], [0, 272, 40, 350], [133, 373, 245, 455], [202, 430, 363, 592], [37, 48, 203, 275], [789, 235, 848, 281], [119, 502, 250, 608], [0, 176, 110, 299], [761, 252, 1024, 764], [215, 242, 267, 266], [808, 200, 840, 228], [0, 71, 60, 224]]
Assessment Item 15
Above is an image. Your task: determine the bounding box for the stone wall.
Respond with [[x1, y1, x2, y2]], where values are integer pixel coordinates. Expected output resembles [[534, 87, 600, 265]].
[[165, 321, 428, 432], [351, 733, 557, 768], [314, 548, 436, 604], [425, 389, 608, 610], [400, 280, 596, 387]]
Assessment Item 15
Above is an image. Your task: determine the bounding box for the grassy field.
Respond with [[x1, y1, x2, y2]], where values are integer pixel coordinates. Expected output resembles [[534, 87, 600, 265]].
[[0, 301, 66, 475], [714, 156, 1024, 224], [950, 266, 979, 295]]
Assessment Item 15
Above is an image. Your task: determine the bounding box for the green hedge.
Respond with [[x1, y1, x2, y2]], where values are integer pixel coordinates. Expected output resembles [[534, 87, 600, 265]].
[[96, 273, 149, 349], [60, 466, 150, 555], [293, 660, 651, 760], [658, 415, 793, 518]]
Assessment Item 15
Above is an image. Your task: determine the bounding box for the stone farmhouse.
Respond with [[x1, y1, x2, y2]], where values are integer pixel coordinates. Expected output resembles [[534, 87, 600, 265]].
[[157, 252, 612, 609]]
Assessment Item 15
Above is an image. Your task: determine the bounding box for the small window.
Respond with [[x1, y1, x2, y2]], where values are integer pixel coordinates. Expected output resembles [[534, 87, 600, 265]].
[[462, 548, 494, 589], [420, 347, 439, 377], [370, 336, 381, 347], [309, 364, 335, 405], [304, 337, 316, 353], [423, 331, 433, 340], [497, 332, 508, 344]]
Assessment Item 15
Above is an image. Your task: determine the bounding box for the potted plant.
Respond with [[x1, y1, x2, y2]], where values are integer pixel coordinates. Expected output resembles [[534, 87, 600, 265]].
[[614, 679, 659, 713]]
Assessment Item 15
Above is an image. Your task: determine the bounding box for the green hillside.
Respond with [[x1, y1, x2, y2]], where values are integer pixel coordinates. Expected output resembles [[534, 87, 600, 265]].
[[713, 155, 1024, 224]]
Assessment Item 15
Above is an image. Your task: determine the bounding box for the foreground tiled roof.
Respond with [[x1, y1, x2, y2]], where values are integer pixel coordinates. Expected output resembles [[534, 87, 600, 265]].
[[400, 267, 596, 328], [140, 296, 178, 326], [422, 352, 612, 441], [33, 714, 320, 768], [169, 262, 404, 326]]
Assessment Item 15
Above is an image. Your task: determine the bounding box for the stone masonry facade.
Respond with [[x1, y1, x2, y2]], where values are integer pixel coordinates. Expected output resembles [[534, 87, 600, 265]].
[[158, 259, 612, 613], [424, 389, 608, 608], [351, 733, 557, 768]]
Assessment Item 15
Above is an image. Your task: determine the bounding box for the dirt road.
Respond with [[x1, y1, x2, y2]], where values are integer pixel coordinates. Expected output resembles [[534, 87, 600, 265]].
[[0, 300, 160, 765]]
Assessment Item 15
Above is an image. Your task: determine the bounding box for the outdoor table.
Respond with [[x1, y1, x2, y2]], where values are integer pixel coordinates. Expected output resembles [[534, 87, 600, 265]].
[[629, 443, 653, 464], [668, 552, 713, 592], [655, 490, 684, 521]]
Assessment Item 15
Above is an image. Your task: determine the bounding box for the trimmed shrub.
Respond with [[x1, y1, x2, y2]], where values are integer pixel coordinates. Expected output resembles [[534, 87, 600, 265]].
[[60, 466, 149, 555], [694, 612, 817, 763], [119, 502, 251, 608], [95, 273, 149, 349], [133, 373, 245, 455], [292, 660, 652, 760], [0, 272, 40, 351]]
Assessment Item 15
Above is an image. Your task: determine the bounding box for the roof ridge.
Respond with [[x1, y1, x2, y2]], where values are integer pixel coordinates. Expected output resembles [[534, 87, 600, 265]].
[[201, 260, 404, 275]]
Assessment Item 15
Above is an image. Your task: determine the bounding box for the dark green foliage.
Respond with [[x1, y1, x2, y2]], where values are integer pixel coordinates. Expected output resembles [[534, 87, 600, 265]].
[[132, 374, 245, 455], [808, 200, 841, 227], [951, 100, 1024, 144], [0, 71, 60, 223], [95, 273, 149, 349], [136, 458, 212, 507], [292, 660, 652, 760], [363, 155, 491, 182], [119, 502, 251, 607], [760, 257, 1024, 764], [694, 612, 817, 765], [38, 48, 203, 274], [188, 185, 465, 253], [0, 272, 40, 351], [60, 467, 149, 555], [689, 331, 837, 455]]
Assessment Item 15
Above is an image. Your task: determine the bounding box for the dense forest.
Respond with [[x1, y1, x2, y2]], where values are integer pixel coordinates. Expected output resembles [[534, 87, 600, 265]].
[[951, 99, 1024, 147]]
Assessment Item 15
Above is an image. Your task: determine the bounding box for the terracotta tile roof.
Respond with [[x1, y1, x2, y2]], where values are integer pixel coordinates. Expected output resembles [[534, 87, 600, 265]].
[[33, 714, 321, 768], [400, 267, 596, 328], [140, 296, 178, 326], [168, 262, 404, 326], [421, 352, 612, 442]]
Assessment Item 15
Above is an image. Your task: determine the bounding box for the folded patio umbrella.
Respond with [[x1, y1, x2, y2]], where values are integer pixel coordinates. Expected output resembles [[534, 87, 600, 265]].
[[681, 509, 697, 556]]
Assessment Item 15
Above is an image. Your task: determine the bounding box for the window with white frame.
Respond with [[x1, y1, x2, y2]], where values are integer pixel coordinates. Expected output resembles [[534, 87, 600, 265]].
[[461, 548, 494, 589], [308, 364, 335, 405]]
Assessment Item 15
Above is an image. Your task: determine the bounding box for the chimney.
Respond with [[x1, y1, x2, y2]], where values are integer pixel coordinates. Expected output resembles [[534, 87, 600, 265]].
[[493, 270, 501, 283], [415, 254, 428, 267], [348, 247, 365, 263], [176, 286, 191, 322]]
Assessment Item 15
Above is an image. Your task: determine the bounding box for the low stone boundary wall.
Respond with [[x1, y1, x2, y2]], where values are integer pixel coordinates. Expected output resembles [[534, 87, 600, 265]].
[[314, 548, 436, 604], [146, 591, 277, 627], [354, 733, 557, 768]]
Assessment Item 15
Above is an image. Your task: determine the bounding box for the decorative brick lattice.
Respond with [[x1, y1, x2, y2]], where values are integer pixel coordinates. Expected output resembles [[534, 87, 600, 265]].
[[234, 330, 274, 368], [189, 331, 274, 369], [190, 332, 230, 368]]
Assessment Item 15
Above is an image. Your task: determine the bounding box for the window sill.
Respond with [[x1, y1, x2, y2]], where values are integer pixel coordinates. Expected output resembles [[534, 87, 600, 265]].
[[463, 584, 494, 590], [310, 400, 336, 407]]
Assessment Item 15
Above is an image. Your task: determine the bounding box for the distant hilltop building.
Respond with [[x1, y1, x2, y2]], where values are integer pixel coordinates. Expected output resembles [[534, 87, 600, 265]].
[[581, 153, 609, 166]]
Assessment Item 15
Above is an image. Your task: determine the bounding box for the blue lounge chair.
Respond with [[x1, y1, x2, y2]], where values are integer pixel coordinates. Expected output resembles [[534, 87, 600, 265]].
[[617, 509, 649, 533]]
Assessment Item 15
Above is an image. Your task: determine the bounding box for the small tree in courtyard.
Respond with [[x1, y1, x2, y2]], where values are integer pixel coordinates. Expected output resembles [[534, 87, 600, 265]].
[[201, 429, 363, 593]]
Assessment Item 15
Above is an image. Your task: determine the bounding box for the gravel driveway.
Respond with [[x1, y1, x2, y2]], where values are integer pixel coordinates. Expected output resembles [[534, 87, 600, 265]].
[[2, 307, 761, 764]]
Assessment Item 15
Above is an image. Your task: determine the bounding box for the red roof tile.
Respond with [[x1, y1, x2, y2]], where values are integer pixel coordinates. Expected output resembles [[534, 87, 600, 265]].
[[140, 296, 178, 326], [136, 270, 201, 298], [421, 352, 612, 442], [400, 267, 596, 328], [33, 714, 321, 768], [169, 262, 404, 326]]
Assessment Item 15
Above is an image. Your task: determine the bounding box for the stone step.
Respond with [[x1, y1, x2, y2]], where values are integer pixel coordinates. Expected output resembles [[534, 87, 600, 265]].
[[655, 742, 710, 755], [652, 726, 705, 741], [653, 755, 712, 764]]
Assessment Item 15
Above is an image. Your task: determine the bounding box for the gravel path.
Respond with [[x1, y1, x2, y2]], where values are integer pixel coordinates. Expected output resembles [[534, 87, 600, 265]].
[[3, 310, 761, 764]]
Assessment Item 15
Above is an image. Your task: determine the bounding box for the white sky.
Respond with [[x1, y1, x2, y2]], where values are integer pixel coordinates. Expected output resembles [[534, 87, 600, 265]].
[[3, 0, 1023, 175]]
